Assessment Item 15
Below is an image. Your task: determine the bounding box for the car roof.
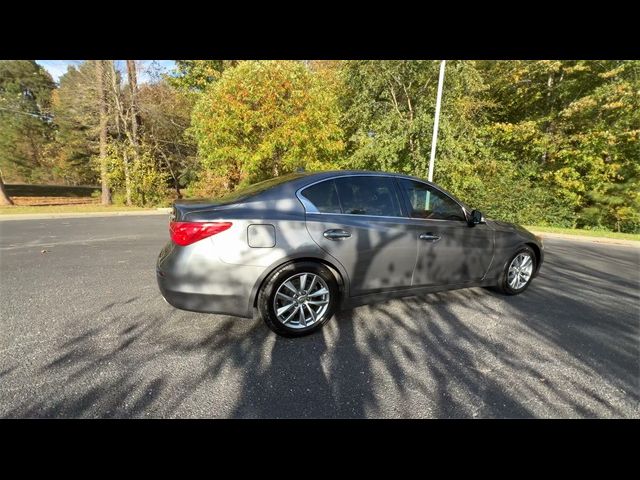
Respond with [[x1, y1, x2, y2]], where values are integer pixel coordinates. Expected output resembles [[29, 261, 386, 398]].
[[290, 169, 419, 184], [284, 169, 444, 190]]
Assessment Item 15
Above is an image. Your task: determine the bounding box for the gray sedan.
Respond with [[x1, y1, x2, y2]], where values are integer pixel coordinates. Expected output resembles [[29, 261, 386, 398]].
[[157, 171, 544, 337]]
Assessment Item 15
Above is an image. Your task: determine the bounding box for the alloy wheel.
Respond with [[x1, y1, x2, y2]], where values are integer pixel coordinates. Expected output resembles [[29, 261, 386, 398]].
[[507, 252, 533, 290], [273, 272, 330, 329]]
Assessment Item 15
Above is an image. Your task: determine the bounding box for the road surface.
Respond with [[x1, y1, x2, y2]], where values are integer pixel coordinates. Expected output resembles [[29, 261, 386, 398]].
[[1, 215, 638, 418]]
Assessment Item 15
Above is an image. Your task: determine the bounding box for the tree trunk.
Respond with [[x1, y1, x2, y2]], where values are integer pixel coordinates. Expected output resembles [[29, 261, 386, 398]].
[[0, 172, 14, 205], [126, 60, 142, 203], [96, 60, 112, 205], [109, 61, 132, 206], [127, 60, 140, 149]]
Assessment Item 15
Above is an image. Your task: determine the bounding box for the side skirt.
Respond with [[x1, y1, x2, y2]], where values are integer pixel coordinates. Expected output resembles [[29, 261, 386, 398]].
[[341, 278, 499, 310]]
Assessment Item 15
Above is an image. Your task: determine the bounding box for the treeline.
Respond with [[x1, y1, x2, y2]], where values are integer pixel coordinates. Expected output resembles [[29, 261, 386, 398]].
[[0, 60, 638, 232]]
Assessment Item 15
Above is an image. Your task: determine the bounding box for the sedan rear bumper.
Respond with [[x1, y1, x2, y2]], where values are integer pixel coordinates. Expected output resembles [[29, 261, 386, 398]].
[[157, 271, 250, 317], [156, 240, 261, 319]]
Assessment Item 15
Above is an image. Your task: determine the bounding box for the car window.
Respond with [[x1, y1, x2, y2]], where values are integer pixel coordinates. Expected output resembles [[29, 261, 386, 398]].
[[299, 180, 342, 213], [334, 176, 402, 217], [398, 178, 466, 221], [206, 173, 308, 205]]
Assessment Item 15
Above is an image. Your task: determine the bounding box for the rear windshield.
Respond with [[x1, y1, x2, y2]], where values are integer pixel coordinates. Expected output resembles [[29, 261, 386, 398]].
[[210, 173, 307, 204]]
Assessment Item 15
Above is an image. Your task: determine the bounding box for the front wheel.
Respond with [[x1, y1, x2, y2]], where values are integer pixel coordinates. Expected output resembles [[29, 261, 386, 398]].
[[493, 246, 536, 295], [258, 261, 339, 337]]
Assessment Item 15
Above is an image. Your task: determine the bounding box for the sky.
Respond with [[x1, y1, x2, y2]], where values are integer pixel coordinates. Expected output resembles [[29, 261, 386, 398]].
[[35, 60, 177, 83]]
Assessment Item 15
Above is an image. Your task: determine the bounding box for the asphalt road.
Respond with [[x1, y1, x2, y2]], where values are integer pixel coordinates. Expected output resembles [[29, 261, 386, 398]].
[[1, 215, 638, 418]]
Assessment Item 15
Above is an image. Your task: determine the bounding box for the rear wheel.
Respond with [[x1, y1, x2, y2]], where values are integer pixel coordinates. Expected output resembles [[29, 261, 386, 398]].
[[258, 261, 339, 337], [493, 246, 536, 295]]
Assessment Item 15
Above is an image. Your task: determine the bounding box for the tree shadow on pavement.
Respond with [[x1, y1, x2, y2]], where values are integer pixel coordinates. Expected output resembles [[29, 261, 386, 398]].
[[1, 241, 637, 418]]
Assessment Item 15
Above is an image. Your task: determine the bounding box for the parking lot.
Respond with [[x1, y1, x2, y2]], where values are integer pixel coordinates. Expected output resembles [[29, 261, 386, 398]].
[[0, 215, 638, 418]]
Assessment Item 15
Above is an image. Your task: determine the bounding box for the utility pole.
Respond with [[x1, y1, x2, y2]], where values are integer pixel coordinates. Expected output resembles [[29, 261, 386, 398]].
[[428, 60, 446, 182]]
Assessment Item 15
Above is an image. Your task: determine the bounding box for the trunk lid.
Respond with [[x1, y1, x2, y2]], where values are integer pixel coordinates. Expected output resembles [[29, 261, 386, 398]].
[[171, 199, 241, 222]]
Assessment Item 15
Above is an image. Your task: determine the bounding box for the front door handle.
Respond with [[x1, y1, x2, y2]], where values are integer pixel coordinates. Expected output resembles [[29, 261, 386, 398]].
[[323, 229, 352, 240], [419, 232, 441, 242]]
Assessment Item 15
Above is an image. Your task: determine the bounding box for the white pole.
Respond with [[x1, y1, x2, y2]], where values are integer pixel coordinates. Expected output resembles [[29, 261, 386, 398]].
[[428, 60, 446, 182]]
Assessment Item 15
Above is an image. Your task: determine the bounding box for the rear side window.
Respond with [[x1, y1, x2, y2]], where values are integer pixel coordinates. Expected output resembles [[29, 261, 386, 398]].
[[300, 176, 403, 217], [334, 176, 402, 217], [299, 180, 341, 213]]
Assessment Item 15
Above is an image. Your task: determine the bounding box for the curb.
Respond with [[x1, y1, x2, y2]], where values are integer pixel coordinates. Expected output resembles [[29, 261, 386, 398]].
[[530, 231, 640, 248], [0, 208, 171, 221]]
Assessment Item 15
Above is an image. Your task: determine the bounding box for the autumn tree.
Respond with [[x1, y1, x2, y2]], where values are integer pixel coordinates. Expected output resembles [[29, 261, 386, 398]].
[[137, 79, 197, 198], [190, 60, 344, 195], [479, 60, 640, 231]]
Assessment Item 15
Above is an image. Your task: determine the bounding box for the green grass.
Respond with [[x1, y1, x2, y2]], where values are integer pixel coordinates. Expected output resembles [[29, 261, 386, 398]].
[[525, 225, 640, 241], [0, 204, 153, 215]]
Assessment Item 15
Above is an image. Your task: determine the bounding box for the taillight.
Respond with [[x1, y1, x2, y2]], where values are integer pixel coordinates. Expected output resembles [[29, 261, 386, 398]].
[[169, 221, 232, 246]]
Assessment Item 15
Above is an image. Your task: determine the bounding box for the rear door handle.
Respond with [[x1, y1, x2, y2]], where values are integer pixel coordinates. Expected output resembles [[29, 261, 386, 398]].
[[323, 229, 351, 240], [419, 232, 441, 242]]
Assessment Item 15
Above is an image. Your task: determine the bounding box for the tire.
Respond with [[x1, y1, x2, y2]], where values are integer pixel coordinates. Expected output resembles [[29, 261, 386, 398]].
[[492, 246, 537, 295], [258, 261, 340, 337]]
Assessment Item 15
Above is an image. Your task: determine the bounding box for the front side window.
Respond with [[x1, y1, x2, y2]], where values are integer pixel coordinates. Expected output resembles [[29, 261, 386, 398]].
[[397, 178, 466, 221], [334, 176, 402, 217]]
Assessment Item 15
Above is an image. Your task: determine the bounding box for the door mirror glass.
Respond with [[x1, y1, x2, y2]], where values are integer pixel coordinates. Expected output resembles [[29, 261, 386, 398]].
[[469, 209, 484, 226]]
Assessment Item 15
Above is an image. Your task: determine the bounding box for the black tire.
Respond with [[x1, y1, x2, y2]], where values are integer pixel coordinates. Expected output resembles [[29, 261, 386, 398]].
[[258, 261, 340, 337], [492, 245, 537, 295]]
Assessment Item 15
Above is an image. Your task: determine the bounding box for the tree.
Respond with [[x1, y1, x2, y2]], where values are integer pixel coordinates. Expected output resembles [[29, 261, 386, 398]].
[[340, 60, 438, 176], [0, 170, 13, 205], [137, 79, 197, 198], [478, 60, 640, 231], [339, 61, 491, 178], [107, 60, 132, 204], [95, 60, 111, 205], [49, 61, 100, 185], [169, 60, 239, 94], [0, 60, 55, 183], [190, 60, 344, 194]]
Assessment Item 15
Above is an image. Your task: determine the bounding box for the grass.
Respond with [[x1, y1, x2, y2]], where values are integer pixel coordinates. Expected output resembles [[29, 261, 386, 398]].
[[525, 225, 640, 241], [0, 204, 154, 215]]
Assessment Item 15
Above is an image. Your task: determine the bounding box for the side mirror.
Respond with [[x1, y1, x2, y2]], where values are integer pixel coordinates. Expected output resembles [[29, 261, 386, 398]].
[[468, 209, 485, 226]]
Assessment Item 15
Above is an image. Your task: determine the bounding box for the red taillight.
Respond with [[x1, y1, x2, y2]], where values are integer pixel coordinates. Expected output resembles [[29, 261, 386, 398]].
[[169, 221, 232, 246]]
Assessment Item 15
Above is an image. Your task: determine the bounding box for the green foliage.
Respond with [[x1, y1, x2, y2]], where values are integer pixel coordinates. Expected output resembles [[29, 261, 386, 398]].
[[0, 60, 56, 182], [337, 59, 639, 232], [2, 59, 637, 232], [190, 60, 344, 195], [168, 60, 239, 93], [339, 60, 490, 177], [49, 61, 100, 185], [105, 142, 169, 207], [477, 60, 640, 232]]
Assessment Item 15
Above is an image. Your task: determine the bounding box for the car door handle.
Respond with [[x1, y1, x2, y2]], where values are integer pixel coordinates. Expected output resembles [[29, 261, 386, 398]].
[[419, 232, 441, 242], [323, 229, 352, 240]]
